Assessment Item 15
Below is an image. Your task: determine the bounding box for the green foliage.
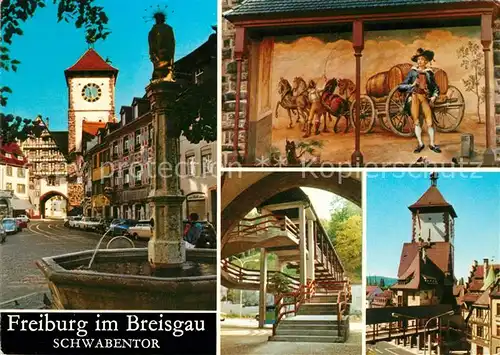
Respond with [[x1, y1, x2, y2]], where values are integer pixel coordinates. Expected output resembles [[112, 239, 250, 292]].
[[0, 113, 44, 144], [333, 215, 362, 283], [1, 0, 111, 106], [270, 272, 292, 294], [325, 197, 362, 283], [326, 196, 361, 243], [173, 72, 217, 144]]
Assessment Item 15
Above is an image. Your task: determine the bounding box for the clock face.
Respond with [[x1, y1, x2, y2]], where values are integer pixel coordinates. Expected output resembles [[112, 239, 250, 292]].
[[81, 83, 102, 102]]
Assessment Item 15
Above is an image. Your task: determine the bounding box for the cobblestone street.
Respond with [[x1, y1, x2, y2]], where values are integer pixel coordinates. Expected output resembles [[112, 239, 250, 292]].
[[0, 220, 147, 306]]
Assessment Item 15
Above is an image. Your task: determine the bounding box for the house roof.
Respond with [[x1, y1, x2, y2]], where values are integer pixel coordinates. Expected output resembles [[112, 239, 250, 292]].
[[225, 0, 491, 19], [366, 286, 380, 295], [408, 186, 457, 217], [474, 289, 490, 306], [50, 132, 69, 157], [393, 242, 451, 290], [65, 48, 118, 76], [0, 141, 27, 167], [82, 121, 107, 136]]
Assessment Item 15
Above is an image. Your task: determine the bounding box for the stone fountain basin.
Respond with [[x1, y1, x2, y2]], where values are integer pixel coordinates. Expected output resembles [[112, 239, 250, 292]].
[[36, 248, 216, 310]]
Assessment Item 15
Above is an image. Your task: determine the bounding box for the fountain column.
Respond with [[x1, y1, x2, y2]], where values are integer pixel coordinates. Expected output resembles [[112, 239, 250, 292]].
[[146, 80, 185, 268]]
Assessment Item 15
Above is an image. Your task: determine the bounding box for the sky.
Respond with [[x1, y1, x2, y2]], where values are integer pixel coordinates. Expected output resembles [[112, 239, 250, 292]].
[[301, 187, 337, 220], [367, 172, 500, 280], [3, 0, 216, 132]]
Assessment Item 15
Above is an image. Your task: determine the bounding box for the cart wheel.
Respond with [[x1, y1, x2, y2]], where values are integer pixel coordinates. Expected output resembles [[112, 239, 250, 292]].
[[386, 87, 415, 137], [349, 95, 376, 134], [433, 85, 465, 133], [378, 111, 392, 132]]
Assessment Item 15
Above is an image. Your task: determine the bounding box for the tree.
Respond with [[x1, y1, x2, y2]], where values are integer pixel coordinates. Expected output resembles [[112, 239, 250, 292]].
[[379, 278, 385, 288], [457, 41, 485, 123], [326, 196, 361, 243], [1, 0, 111, 142], [333, 215, 362, 283]]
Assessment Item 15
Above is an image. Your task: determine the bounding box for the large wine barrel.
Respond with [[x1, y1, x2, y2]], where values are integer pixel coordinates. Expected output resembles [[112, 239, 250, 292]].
[[387, 63, 413, 92], [366, 71, 389, 98], [433, 68, 448, 95]]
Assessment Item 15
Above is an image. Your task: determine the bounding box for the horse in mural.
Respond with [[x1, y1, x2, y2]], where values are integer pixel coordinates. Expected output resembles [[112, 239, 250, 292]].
[[321, 78, 356, 133], [275, 77, 310, 128]]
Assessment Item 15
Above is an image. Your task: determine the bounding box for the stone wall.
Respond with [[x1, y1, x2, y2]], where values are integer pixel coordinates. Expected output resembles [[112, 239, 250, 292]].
[[221, 0, 248, 165]]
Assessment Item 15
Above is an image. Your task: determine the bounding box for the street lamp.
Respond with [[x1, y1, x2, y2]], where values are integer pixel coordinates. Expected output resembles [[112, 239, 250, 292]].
[[231, 255, 259, 317], [392, 310, 454, 355], [423, 310, 454, 355]]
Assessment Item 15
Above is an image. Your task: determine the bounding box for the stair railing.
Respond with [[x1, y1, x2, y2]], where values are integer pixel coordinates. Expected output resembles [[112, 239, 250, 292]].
[[272, 279, 316, 336]]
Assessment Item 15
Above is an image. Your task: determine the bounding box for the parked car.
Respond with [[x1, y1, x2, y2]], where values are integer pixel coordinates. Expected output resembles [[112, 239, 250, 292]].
[[16, 215, 30, 223], [126, 221, 152, 240], [2, 218, 18, 234], [82, 218, 102, 231], [68, 216, 82, 228], [15, 218, 27, 230], [110, 219, 137, 236], [0, 224, 6, 243]]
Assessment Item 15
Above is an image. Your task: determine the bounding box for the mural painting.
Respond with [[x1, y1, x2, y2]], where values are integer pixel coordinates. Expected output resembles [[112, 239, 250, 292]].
[[262, 27, 485, 164]]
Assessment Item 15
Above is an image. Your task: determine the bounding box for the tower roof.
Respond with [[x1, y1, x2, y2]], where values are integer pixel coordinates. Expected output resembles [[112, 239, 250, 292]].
[[408, 174, 457, 217], [65, 48, 118, 77]]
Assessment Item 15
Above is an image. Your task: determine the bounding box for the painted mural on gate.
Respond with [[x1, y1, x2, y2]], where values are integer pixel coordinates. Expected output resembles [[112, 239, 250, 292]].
[[261, 27, 485, 164]]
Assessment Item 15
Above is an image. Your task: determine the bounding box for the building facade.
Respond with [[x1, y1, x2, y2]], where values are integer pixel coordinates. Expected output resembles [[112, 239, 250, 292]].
[[21, 117, 68, 218], [82, 30, 217, 223], [391, 174, 457, 308], [463, 259, 500, 355], [0, 142, 30, 218]]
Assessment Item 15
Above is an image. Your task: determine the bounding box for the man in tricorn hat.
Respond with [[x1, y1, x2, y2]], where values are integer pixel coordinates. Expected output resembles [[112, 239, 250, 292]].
[[398, 48, 441, 153]]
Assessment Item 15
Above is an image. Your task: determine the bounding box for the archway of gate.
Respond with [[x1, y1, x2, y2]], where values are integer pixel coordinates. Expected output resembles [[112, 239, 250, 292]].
[[221, 171, 361, 248], [40, 191, 68, 219]]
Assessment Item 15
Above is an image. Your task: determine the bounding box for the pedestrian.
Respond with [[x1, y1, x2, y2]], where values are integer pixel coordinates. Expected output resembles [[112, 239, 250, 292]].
[[398, 47, 441, 154], [184, 213, 202, 249]]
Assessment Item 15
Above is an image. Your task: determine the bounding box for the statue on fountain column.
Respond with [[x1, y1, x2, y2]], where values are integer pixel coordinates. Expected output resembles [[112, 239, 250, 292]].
[[148, 11, 175, 82]]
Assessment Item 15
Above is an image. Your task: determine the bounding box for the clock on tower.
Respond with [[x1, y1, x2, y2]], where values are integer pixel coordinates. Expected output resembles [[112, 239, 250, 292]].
[[65, 48, 119, 153]]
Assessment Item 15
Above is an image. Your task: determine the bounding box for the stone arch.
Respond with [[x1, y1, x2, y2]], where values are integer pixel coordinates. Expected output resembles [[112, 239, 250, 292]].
[[40, 191, 68, 219], [221, 172, 361, 246]]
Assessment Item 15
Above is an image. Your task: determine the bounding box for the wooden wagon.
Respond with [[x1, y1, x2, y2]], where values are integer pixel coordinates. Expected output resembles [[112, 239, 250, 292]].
[[348, 63, 465, 137]]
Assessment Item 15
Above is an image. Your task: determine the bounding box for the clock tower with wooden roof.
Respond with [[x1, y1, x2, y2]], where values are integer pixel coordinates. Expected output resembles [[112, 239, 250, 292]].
[[65, 48, 118, 154], [391, 173, 457, 307]]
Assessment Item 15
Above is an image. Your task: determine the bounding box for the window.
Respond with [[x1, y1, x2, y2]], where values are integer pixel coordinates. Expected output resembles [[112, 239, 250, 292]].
[[477, 309, 483, 318], [201, 152, 212, 176], [6, 166, 12, 176], [5, 153, 12, 158], [135, 165, 142, 185], [123, 136, 129, 153], [92, 154, 98, 169], [124, 170, 130, 187], [497, 303, 500, 316], [134, 105, 139, 119], [135, 129, 141, 148], [17, 168, 25, 178], [194, 68, 204, 84], [477, 326, 483, 338], [16, 184, 26, 194], [497, 325, 500, 337], [6, 183, 12, 190], [113, 172, 119, 187], [113, 142, 118, 158], [148, 124, 153, 145], [186, 155, 196, 176]]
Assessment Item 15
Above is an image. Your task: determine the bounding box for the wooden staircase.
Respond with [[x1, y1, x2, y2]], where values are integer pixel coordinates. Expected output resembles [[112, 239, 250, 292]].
[[269, 281, 351, 343]]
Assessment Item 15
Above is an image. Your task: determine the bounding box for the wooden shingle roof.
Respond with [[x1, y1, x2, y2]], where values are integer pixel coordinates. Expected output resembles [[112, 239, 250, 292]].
[[226, 0, 494, 19]]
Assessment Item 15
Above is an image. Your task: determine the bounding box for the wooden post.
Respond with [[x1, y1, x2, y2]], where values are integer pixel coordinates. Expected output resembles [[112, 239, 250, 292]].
[[351, 20, 364, 166], [481, 13, 495, 165], [232, 27, 246, 162]]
